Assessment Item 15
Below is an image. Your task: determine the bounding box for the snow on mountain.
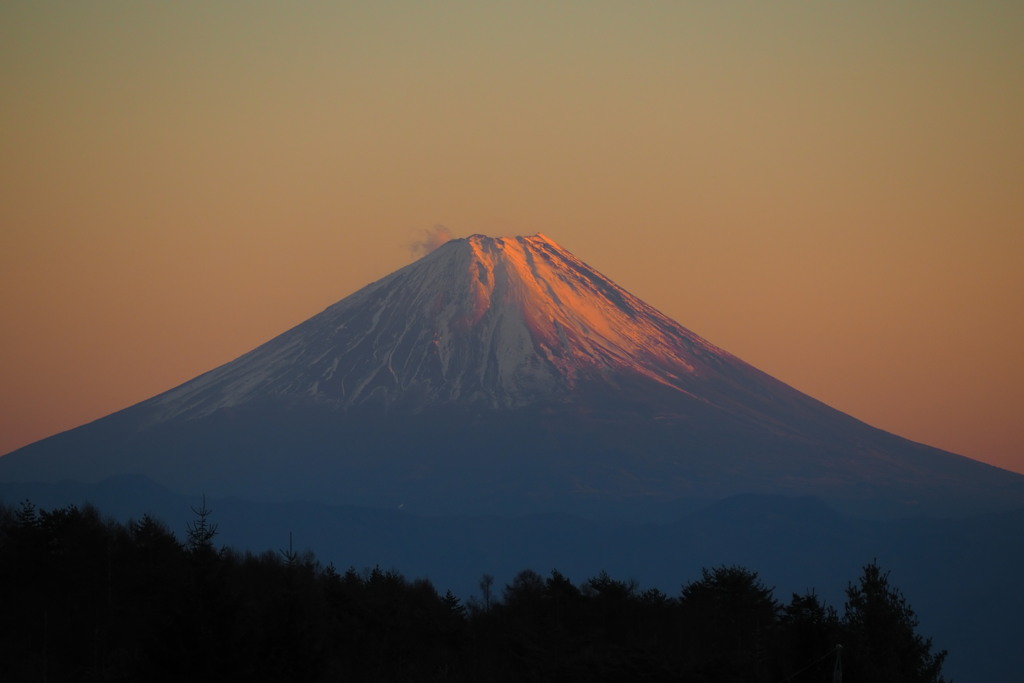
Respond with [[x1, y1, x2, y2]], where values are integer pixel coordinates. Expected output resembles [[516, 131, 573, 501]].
[[146, 234, 737, 422]]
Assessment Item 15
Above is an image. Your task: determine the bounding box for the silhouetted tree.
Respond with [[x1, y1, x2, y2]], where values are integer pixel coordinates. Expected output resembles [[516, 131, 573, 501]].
[[443, 589, 466, 619], [185, 494, 218, 556], [780, 591, 841, 682], [479, 572, 495, 612], [679, 565, 780, 682], [841, 561, 948, 682]]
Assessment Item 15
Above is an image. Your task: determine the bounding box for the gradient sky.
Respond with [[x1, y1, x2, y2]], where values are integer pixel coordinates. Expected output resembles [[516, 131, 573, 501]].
[[2, 2, 1022, 473]]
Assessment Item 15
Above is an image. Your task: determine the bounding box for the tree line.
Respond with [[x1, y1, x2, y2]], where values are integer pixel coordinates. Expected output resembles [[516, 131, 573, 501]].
[[0, 499, 947, 682]]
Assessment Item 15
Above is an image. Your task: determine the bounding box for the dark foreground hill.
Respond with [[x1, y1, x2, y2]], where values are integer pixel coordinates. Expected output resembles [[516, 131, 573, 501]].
[[2, 477, 1020, 682], [0, 495, 951, 682]]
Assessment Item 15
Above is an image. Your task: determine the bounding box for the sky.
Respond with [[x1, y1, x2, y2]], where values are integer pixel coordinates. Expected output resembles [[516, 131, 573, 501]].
[[1, 2, 1022, 474]]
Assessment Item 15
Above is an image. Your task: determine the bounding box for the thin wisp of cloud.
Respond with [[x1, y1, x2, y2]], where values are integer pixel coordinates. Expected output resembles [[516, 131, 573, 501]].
[[411, 225, 456, 258]]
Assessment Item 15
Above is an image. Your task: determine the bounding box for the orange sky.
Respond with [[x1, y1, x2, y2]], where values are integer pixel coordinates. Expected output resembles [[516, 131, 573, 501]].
[[2, 2, 1022, 473]]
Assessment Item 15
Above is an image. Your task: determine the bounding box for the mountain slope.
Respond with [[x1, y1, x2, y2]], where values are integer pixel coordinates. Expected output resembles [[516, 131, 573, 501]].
[[2, 234, 1022, 518]]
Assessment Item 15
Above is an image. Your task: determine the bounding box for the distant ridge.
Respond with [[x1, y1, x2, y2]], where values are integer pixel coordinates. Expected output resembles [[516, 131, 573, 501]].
[[3, 234, 1022, 519]]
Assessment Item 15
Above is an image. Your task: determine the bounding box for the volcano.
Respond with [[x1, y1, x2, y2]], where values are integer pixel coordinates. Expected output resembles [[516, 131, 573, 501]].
[[2, 234, 1021, 519]]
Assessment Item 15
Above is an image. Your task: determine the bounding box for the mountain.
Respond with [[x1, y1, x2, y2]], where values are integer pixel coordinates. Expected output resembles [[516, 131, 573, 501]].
[[2, 233, 1022, 519], [4, 232, 1022, 682]]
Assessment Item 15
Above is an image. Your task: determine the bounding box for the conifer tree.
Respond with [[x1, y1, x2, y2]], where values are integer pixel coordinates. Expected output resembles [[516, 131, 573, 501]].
[[842, 561, 947, 683], [185, 495, 218, 556]]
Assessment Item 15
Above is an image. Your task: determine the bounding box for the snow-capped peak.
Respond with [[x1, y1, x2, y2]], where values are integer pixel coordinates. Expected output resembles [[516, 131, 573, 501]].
[[147, 234, 736, 420]]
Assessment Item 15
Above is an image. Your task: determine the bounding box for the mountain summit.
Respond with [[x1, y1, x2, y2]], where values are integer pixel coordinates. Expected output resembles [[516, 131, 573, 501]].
[[2, 234, 1022, 518], [146, 233, 758, 419]]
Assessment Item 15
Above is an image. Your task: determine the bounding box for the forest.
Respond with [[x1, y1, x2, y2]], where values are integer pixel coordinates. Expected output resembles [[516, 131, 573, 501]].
[[0, 500, 947, 682]]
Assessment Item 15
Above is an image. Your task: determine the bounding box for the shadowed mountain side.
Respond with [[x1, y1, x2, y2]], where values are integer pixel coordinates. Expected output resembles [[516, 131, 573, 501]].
[[2, 390, 1021, 520], [0, 478, 1019, 683]]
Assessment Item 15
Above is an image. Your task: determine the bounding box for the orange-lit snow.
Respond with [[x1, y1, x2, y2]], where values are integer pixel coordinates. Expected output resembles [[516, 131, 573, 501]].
[[148, 234, 737, 421]]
